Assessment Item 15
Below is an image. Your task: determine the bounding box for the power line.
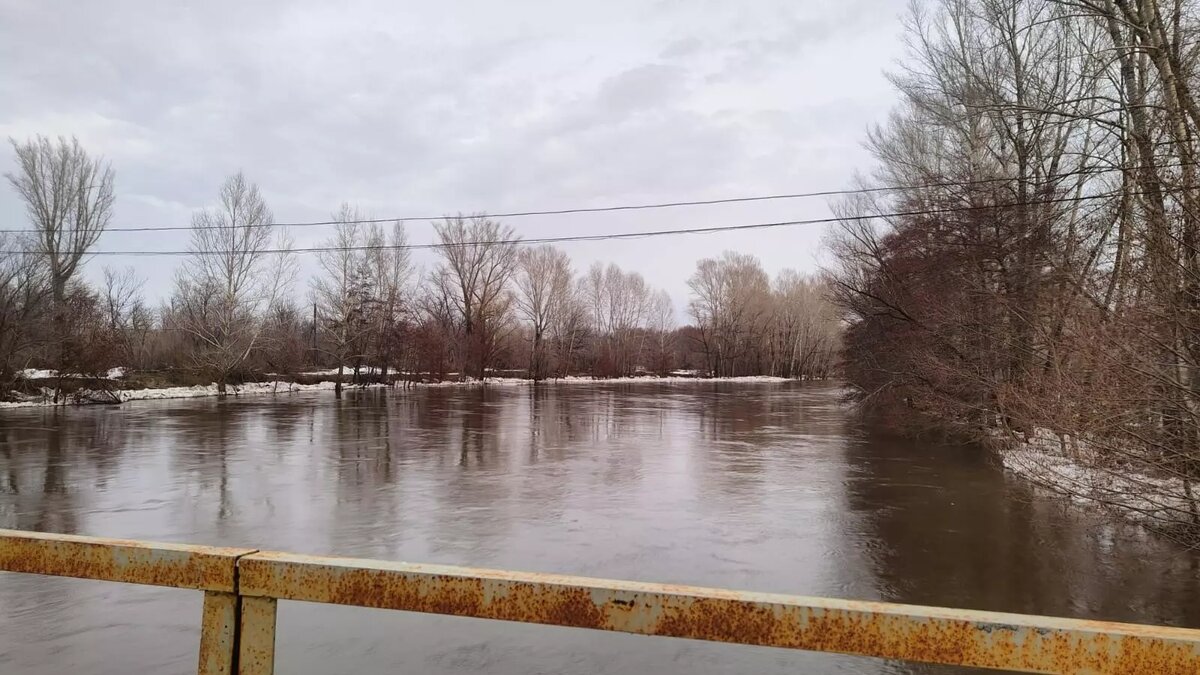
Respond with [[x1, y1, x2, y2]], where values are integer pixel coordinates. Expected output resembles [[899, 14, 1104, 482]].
[[0, 159, 1168, 235], [0, 189, 1122, 257]]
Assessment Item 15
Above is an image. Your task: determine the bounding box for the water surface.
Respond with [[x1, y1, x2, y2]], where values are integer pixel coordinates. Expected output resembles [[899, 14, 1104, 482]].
[[0, 382, 1196, 674]]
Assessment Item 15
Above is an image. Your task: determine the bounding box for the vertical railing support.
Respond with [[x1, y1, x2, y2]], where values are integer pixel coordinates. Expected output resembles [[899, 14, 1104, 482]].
[[237, 596, 278, 675], [197, 591, 239, 675]]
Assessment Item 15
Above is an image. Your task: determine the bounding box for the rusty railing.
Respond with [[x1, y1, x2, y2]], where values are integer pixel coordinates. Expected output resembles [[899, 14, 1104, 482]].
[[1, 529, 1198, 674]]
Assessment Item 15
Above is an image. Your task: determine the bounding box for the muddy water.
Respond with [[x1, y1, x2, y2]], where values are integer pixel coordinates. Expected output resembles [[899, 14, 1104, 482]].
[[0, 382, 1197, 674]]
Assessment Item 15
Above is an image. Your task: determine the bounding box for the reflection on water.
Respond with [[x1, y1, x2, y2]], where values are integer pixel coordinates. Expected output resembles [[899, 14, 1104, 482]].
[[0, 383, 1197, 674]]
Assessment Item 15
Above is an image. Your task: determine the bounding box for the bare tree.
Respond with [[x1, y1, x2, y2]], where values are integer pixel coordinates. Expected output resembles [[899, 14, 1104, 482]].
[[770, 270, 838, 379], [414, 270, 460, 380], [260, 301, 309, 390], [101, 266, 142, 331], [646, 290, 677, 375], [101, 266, 147, 373], [0, 236, 48, 393], [515, 245, 573, 380], [432, 215, 519, 379], [58, 282, 121, 384], [123, 301, 155, 372], [311, 204, 373, 395], [578, 262, 653, 376], [364, 221, 412, 385], [687, 252, 772, 376], [6, 135, 114, 391], [171, 173, 293, 394], [548, 280, 587, 377]]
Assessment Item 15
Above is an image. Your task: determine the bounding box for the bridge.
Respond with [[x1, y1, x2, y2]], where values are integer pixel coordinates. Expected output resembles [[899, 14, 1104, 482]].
[[1, 529, 1196, 674]]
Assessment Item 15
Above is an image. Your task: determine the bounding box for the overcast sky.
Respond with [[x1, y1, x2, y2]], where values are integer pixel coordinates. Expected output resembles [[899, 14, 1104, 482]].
[[0, 0, 905, 313]]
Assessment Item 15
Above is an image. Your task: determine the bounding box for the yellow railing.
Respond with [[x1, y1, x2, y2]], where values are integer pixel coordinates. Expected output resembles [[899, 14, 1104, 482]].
[[1, 529, 1198, 674]]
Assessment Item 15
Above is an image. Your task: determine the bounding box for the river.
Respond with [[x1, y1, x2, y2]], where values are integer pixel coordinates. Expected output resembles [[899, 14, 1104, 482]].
[[0, 382, 1197, 674]]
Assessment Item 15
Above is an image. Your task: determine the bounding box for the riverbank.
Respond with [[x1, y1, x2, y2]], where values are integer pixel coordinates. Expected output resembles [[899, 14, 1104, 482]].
[[0, 374, 798, 409], [994, 427, 1195, 539]]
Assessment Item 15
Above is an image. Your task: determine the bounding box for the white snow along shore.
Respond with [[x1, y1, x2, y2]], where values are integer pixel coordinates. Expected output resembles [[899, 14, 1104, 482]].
[[0, 374, 799, 409], [996, 426, 1194, 533]]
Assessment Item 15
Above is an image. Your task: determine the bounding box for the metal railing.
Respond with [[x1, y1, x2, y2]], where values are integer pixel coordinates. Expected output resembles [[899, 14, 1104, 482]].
[[1, 529, 1198, 674]]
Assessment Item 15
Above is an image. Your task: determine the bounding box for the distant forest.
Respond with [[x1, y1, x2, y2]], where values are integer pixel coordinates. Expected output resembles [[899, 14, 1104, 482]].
[[0, 142, 838, 398]]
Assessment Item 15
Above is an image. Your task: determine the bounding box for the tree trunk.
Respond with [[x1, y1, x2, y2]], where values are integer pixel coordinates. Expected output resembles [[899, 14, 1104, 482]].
[[531, 329, 544, 381]]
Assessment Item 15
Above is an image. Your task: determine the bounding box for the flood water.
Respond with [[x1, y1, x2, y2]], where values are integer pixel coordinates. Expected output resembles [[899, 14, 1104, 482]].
[[0, 382, 1197, 674]]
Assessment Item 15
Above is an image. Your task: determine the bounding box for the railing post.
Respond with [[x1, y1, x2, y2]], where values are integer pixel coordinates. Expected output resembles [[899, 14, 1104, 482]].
[[197, 591, 239, 675], [237, 596, 277, 675]]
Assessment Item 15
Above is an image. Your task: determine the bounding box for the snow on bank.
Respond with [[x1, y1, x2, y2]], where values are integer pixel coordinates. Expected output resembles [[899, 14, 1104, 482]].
[[996, 427, 1194, 530], [0, 374, 799, 409], [19, 367, 126, 380], [286, 366, 386, 377], [114, 380, 372, 402], [0, 380, 379, 409], [418, 375, 795, 387], [569, 374, 793, 384], [281, 368, 789, 383]]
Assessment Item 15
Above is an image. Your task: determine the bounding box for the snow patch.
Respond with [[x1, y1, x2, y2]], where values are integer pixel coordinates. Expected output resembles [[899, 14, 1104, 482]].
[[286, 366, 386, 377], [18, 367, 126, 380], [996, 427, 1195, 532], [18, 369, 54, 380], [417, 375, 794, 387], [0, 374, 802, 409], [0, 381, 383, 408]]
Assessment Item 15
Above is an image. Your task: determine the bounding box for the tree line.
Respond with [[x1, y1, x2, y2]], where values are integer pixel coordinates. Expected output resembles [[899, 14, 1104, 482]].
[[0, 136, 839, 398], [828, 0, 1200, 543]]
